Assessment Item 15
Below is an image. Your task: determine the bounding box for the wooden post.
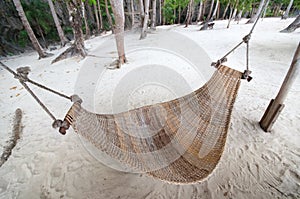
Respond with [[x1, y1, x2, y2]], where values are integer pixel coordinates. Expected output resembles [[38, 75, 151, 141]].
[[260, 42, 300, 132]]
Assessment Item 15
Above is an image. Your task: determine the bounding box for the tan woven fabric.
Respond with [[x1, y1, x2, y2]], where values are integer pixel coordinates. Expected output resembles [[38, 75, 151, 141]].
[[63, 65, 242, 184]]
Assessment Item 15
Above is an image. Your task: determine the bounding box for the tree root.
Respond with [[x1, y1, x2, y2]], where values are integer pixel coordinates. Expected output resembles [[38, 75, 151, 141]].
[[0, 109, 23, 168], [51, 45, 87, 64]]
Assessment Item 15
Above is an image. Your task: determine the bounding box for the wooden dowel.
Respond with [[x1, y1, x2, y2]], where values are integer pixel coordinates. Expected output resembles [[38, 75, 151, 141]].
[[260, 42, 300, 132]]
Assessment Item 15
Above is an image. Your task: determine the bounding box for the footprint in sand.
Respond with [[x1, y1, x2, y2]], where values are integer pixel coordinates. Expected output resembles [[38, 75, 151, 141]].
[[289, 170, 300, 184]]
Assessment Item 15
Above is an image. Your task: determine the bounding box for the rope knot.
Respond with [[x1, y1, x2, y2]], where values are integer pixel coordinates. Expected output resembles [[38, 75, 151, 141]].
[[52, 119, 70, 135], [211, 57, 227, 68], [243, 34, 251, 43], [242, 70, 252, 82], [16, 67, 30, 82]]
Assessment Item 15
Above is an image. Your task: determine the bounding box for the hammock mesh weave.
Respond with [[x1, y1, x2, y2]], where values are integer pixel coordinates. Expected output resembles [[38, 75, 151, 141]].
[[63, 65, 242, 184]]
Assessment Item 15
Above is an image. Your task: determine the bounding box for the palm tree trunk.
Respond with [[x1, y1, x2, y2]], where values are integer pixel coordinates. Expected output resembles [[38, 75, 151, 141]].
[[13, 0, 47, 59], [185, 0, 194, 27], [151, 0, 157, 29], [211, 0, 219, 20], [222, 1, 230, 20], [131, 0, 135, 27], [197, 0, 203, 22], [282, 0, 294, 19], [280, 14, 300, 33], [82, 1, 91, 39], [47, 0, 67, 46], [69, 0, 86, 57], [97, 0, 103, 29], [110, 0, 126, 66], [105, 0, 114, 31], [178, 5, 181, 23], [207, 0, 214, 20], [94, 3, 100, 33], [216, 1, 220, 19], [235, 10, 243, 23], [139, 0, 145, 27], [158, 0, 162, 25], [140, 0, 150, 39], [246, 0, 265, 24]]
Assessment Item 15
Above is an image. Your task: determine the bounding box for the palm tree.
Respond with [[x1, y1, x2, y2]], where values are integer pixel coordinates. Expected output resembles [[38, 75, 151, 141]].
[[185, 0, 194, 27], [52, 0, 86, 63], [211, 0, 219, 20], [110, 0, 127, 67], [94, 1, 101, 33], [282, 0, 294, 19], [151, 0, 157, 29], [97, 0, 103, 30], [246, 0, 265, 24], [13, 0, 48, 59], [105, 0, 114, 31], [47, 0, 68, 46], [207, 0, 215, 20], [140, 0, 150, 39], [82, 0, 91, 39]]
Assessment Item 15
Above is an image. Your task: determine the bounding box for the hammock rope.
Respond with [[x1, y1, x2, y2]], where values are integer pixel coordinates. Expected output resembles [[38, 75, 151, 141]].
[[212, 1, 268, 82]]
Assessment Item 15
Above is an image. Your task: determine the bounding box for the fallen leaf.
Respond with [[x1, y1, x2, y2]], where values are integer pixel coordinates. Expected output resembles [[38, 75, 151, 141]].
[[16, 93, 20, 97], [10, 86, 17, 90]]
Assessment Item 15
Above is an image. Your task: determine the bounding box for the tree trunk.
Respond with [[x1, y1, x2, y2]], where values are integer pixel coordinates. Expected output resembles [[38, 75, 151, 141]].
[[211, 0, 219, 20], [110, 0, 126, 67], [178, 5, 181, 23], [226, 5, 233, 28], [232, 7, 237, 19], [97, 0, 103, 29], [52, 0, 86, 63], [37, 23, 47, 49], [197, 0, 203, 22], [94, 3, 100, 33], [207, 0, 214, 20], [159, 0, 162, 25], [68, 0, 86, 55], [47, 0, 68, 46], [235, 10, 243, 24], [185, 0, 194, 27], [131, 0, 135, 27], [280, 15, 300, 33], [105, 0, 114, 31], [140, 0, 150, 39], [262, 0, 270, 20], [222, 1, 230, 20], [13, 0, 48, 59], [139, 0, 145, 27], [151, 0, 157, 29], [82, 1, 90, 39], [201, 0, 206, 21], [282, 0, 294, 19], [216, 1, 220, 19], [163, 0, 166, 25], [246, 0, 265, 24]]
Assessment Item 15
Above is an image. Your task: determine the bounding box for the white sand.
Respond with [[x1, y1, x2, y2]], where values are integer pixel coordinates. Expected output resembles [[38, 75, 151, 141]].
[[0, 18, 299, 198]]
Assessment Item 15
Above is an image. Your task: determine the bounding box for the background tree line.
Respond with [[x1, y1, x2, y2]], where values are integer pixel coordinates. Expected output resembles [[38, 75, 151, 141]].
[[0, 0, 299, 58]]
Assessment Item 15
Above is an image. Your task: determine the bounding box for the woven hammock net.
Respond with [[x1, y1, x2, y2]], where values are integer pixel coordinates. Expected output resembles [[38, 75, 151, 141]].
[[63, 65, 242, 184]]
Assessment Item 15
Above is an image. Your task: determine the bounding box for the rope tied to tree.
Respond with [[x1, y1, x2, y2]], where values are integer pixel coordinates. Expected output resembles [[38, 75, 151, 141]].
[[211, 0, 269, 82]]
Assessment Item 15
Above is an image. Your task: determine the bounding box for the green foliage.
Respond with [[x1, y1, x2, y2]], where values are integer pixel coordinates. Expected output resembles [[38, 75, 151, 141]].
[[21, 0, 59, 42], [17, 30, 29, 47], [163, 0, 189, 24]]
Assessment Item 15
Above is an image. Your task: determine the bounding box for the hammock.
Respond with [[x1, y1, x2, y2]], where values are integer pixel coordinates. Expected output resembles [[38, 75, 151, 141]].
[[62, 65, 242, 183]]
